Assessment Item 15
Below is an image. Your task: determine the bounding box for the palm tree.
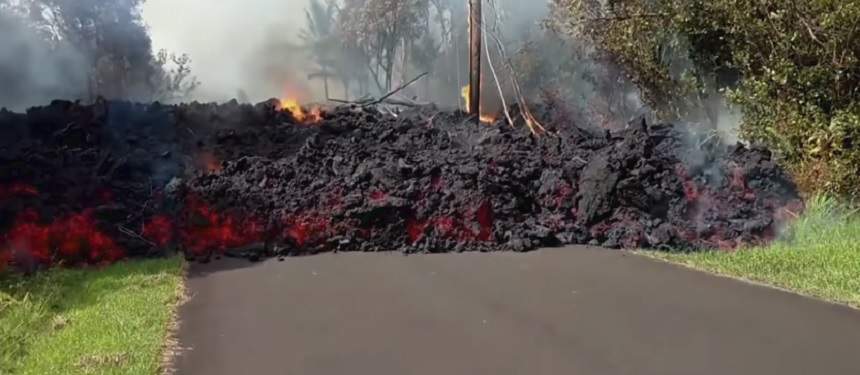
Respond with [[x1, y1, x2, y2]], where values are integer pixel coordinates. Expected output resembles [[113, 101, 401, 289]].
[[300, 0, 339, 99]]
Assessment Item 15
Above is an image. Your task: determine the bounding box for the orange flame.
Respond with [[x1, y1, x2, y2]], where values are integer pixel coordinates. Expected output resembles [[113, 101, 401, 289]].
[[480, 115, 496, 124], [462, 85, 495, 124], [280, 98, 322, 124], [461, 85, 471, 113], [307, 106, 323, 123], [280, 98, 306, 122]]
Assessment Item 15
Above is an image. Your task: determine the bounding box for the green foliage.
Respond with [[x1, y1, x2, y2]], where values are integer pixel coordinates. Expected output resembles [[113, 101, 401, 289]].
[[0, 0, 198, 105], [0, 258, 183, 375], [552, 0, 860, 197], [650, 195, 860, 308]]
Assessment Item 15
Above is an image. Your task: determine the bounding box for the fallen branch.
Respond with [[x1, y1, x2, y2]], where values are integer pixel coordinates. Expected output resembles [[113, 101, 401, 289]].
[[365, 72, 429, 106], [326, 74, 429, 108]]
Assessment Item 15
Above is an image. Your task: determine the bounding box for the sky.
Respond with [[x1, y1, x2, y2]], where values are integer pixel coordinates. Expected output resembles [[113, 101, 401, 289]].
[[142, 0, 311, 103]]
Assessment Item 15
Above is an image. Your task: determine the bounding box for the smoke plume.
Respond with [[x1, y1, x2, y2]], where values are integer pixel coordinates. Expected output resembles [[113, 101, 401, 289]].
[[143, 0, 311, 103], [0, 11, 89, 111]]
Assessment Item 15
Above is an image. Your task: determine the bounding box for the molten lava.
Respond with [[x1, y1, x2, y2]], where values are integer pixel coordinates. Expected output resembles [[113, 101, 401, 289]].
[[284, 215, 331, 248], [0, 183, 39, 200], [180, 195, 265, 255], [404, 201, 495, 245], [2, 209, 124, 267], [143, 215, 174, 247]]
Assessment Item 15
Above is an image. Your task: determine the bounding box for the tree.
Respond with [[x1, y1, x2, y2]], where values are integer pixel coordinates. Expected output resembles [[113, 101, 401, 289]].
[[337, 0, 431, 92], [552, 0, 860, 196], [301, 0, 340, 98], [21, 0, 156, 99], [9, 0, 198, 103], [152, 50, 200, 103], [0, 6, 89, 109]]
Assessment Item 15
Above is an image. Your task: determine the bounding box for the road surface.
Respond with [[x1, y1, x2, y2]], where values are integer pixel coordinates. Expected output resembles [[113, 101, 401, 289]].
[[174, 247, 860, 375]]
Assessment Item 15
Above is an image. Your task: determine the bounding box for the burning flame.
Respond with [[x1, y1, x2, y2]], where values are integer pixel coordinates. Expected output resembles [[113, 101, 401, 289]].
[[462, 85, 471, 112], [281, 98, 306, 122], [280, 98, 322, 124], [307, 106, 323, 123], [461, 85, 495, 124]]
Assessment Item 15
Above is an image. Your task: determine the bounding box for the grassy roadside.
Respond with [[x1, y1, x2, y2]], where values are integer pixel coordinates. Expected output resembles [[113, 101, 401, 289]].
[[647, 196, 860, 308], [0, 257, 184, 375]]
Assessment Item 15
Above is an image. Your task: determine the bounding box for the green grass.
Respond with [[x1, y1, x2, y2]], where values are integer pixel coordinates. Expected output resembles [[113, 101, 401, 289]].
[[0, 258, 184, 375], [648, 196, 860, 308]]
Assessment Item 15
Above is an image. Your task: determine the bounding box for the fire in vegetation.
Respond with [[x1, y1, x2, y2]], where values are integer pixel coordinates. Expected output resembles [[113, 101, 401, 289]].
[[0, 98, 801, 271]]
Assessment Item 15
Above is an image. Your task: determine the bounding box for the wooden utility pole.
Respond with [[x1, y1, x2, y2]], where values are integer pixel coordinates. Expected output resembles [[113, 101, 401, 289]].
[[469, 0, 482, 121]]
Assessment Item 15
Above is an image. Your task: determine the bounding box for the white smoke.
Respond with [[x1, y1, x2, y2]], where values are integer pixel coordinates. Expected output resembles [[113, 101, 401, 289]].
[[143, 0, 311, 103]]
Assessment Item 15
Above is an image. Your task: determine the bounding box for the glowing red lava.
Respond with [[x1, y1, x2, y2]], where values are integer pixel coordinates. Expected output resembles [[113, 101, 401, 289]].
[[0, 183, 39, 200], [180, 195, 265, 255], [2, 209, 124, 267], [143, 215, 174, 247], [405, 200, 495, 244], [284, 215, 331, 247]]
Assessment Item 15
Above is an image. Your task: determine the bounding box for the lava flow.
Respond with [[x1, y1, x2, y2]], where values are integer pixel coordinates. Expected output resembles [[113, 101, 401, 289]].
[[2, 209, 124, 268], [0, 99, 802, 270], [179, 195, 266, 256]]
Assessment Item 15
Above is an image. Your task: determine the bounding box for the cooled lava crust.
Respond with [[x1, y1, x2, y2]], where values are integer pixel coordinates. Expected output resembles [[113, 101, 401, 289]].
[[0, 99, 802, 269]]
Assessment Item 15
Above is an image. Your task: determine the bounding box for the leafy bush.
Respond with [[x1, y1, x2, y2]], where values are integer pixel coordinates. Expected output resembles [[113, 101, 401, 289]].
[[551, 0, 860, 197]]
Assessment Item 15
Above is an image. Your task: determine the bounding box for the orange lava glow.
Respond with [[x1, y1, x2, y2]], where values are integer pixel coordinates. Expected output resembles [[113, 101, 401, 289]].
[[3, 209, 124, 267], [198, 152, 222, 173]]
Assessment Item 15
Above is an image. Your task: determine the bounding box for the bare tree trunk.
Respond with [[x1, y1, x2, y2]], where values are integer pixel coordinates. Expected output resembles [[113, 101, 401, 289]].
[[469, 0, 482, 121]]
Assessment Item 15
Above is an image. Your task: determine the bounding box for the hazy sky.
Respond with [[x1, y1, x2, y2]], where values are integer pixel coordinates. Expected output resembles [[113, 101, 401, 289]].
[[142, 0, 310, 102]]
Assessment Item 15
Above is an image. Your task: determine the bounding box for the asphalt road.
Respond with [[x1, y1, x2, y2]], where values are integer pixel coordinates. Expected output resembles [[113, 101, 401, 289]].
[[175, 247, 860, 375]]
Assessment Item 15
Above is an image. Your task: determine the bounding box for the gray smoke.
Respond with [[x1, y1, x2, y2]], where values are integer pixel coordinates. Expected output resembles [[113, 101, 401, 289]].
[[142, 0, 648, 130], [142, 0, 578, 105], [0, 11, 89, 111]]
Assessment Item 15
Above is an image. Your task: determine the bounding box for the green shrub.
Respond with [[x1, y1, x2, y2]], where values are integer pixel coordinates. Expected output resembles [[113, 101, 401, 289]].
[[551, 0, 860, 197]]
